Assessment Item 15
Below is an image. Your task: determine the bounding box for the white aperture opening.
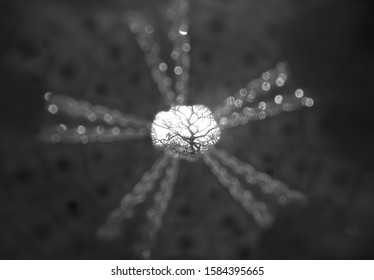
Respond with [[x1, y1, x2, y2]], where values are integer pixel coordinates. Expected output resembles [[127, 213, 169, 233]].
[[151, 105, 221, 161]]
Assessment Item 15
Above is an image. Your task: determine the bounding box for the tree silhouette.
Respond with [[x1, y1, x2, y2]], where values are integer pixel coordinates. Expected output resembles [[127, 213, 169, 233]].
[[151, 105, 221, 161]]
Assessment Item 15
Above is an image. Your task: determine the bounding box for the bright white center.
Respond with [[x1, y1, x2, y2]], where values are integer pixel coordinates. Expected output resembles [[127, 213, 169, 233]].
[[151, 105, 221, 161]]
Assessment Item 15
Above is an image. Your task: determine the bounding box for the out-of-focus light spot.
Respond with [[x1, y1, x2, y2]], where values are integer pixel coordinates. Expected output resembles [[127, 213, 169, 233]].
[[104, 114, 114, 124], [129, 22, 140, 33], [159, 62, 168, 72], [176, 81, 184, 91], [248, 80, 259, 90], [44, 92, 52, 101], [246, 91, 256, 102], [81, 135, 88, 144], [166, 90, 175, 100], [179, 24, 188, 35], [220, 117, 228, 126], [244, 107, 255, 116], [88, 113, 97, 122], [145, 24, 154, 34], [306, 98, 314, 107], [171, 50, 179, 60], [112, 127, 120, 135], [262, 71, 270, 80], [77, 125, 86, 134], [165, 8, 175, 19], [282, 103, 292, 111], [239, 88, 248, 97], [274, 95, 283, 104], [174, 66, 183, 75], [302, 97, 314, 107], [235, 99, 243, 108], [182, 43, 191, 52], [48, 104, 58, 114], [276, 75, 286, 87], [96, 126, 104, 134], [258, 111, 266, 120], [295, 89, 304, 98], [279, 73, 287, 80], [262, 82, 270, 91], [139, 128, 148, 136], [277, 62, 286, 72], [232, 112, 239, 120], [57, 124, 67, 133], [163, 77, 172, 87], [226, 96, 235, 106], [259, 101, 266, 110]]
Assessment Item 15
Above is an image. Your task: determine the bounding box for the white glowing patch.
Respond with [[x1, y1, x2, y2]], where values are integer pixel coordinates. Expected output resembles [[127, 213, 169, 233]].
[[151, 105, 221, 160]]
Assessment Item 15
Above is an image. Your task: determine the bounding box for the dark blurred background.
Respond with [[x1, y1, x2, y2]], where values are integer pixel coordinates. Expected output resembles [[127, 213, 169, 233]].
[[0, 0, 374, 259]]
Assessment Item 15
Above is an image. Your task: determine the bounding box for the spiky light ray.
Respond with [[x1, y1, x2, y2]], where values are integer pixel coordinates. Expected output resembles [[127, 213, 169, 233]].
[[126, 11, 176, 106], [40, 92, 150, 143], [126, 0, 191, 106], [39, 0, 313, 259], [203, 148, 307, 227], [210, 148, 307, 205], [96, 153, 173, 240], [166, 0, 191, 104], [40, 125, 149, 144], [142, 157, 179, 259], [213, 62, 315, 129], [203, 151, 273, 227], [44, 92, 150, 127]]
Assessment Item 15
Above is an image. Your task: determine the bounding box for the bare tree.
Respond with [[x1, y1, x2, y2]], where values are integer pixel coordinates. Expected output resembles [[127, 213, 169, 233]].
[[151, 105, 221, 160]]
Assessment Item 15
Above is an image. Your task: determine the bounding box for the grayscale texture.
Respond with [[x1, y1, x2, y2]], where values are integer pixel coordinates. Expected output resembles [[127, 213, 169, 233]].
[[0, 0, 374, 259]]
